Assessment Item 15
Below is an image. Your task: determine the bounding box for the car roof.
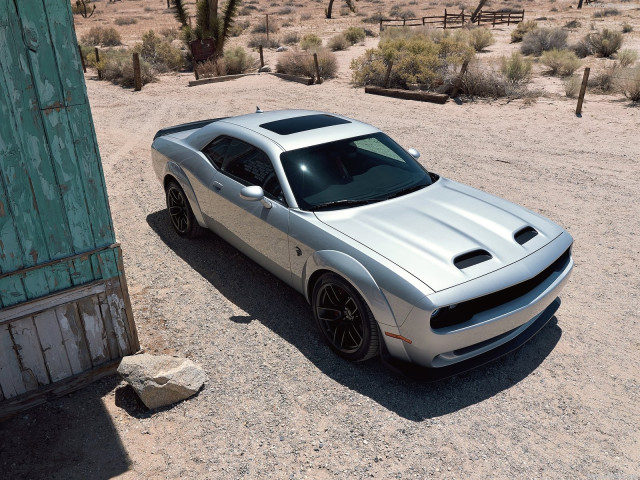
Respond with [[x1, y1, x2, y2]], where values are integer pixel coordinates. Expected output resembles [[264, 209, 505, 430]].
[[217, 109, 380, 152]]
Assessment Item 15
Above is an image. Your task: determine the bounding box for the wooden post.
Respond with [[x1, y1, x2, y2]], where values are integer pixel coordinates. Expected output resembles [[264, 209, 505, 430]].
[[461, 10, 465, 25], [380, 18, 383, 33], [94, 47, 101, 80], [576, 67, 590, 115], [78, 45, 86, 73], [383, 60, 393, 88], [266, 14, 269, 42], [167, 0, 170, 8], [132, 52, 142, 91], [259, 45, 264, 68], [507, 12, 511, 26], [189, 15, 192, 28], [313, 52, 322, 84], [492, 13, 496, 28], [577, 0, 583, 9], [444, 9, 447, 29], [450, 59, 469, 98]]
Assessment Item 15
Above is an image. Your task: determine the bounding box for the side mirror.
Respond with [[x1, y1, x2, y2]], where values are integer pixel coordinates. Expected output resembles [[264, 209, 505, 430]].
[[240, 185, 272, 209], [407, 148, 421, 159]]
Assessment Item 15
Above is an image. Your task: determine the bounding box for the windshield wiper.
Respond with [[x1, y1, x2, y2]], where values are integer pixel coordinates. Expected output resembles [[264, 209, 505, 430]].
[[309, 199, 378, 211], [384, 183, 429, 200]]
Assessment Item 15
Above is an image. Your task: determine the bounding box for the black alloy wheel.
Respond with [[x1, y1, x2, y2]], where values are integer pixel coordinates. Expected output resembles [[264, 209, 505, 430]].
[[165, 181, 202, 238], [312, 273, 379, 362]]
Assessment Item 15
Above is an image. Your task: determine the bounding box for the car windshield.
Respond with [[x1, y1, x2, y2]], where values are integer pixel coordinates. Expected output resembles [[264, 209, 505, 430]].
[[280, 133, 433, 211]]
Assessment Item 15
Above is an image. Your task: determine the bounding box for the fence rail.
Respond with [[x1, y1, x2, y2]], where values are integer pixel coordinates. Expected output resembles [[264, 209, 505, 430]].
[[379, 9, 524, 31]]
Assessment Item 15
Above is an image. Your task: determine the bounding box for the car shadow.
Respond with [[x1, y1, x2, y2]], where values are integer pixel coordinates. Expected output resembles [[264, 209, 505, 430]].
[[146, 210, 562, 421]]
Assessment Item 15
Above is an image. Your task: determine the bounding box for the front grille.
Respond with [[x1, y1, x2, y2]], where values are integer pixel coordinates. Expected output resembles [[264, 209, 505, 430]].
[[431, 247, 571, 329]]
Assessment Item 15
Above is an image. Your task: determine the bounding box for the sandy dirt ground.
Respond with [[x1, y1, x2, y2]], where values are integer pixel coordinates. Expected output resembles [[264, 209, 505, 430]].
[[1, 1, 640, 479]]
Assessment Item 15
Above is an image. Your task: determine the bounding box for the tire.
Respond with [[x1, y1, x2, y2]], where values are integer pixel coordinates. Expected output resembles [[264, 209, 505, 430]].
[[312, 273, 380, 362], [165, 181, 203, 238]]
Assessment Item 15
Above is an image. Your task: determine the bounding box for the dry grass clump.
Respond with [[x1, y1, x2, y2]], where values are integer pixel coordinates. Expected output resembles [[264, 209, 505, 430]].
[[592, 8, 620, 19], [389, 5, 416, 19], [521, 27, 567, 56], [134, 30, 185, 73], [350, 29, 473, 90], [511, 20, 537, 43], [344, 27, 366, 45], [501, 52, 532, 84], [588, 64, 619, 92], [300, 34, 323, 51], [252, 19, 279, 34], [585, 29, 623, 58], [281, 32, 300, 45], [81, 26, 122, 46], [276, 48, 337, 79], [222, 47, 256, 74], [622, 23, 633, 34], [563, 75, 581, 98], [94, 49, 156, 87], [363, 12, 384, 24], [114, 17, 137, 26], [617, 49, 638, 68], [540, 49, 581, 76], [619, 66, 640, 102], [328, 34, 350, 51], [248, 34, 279, 49], [468, 27, 495, 52]]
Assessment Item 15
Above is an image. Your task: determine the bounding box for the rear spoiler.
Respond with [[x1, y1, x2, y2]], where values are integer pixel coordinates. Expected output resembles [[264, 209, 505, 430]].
[[153, 117, 228, 140]]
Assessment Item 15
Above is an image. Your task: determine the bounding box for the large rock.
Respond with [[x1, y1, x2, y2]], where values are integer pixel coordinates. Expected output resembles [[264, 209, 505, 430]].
[[117, 354, 206, 409]]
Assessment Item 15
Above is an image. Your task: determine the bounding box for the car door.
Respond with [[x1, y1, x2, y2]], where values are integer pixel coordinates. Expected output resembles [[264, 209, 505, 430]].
[[202, 137, 292, 285]]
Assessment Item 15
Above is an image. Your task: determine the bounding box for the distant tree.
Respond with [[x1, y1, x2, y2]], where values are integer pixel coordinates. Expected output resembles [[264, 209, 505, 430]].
[[326, 0, 359, 19]]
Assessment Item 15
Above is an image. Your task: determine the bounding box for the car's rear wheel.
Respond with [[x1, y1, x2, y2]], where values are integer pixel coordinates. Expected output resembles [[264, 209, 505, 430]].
[[312, 273, 379, 362], [165, 181, 202, 238]]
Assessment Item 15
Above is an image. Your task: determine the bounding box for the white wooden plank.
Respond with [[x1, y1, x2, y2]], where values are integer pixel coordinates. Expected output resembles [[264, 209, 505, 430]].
[[97, 291, 122, 359], [77, 296, 109, 366], [0, 323, 27, 398], [55, 302, 92, 375], [33, 310, 73, 383], [105, 284, 130, 356], [10, 317, 50, 389]]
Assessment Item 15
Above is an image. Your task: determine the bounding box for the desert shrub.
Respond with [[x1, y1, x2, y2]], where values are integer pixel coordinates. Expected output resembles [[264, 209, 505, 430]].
[[622, 23, 633, 34], [501, 52, 532, 84], [160, 28, 180, 42], [586, 29, 623, 58], [223, 47, 255, 74], [619, 66, 640, 102], [521, 27, 567, 56], [340, 6, 351, 16], [344, 27, 366, 45], [114, 17, 136, 26], [564, 19, 581, 29], [328, 34, 349, 51], [511, 20, 537, 43], [461, 65, 509, 98], [570, 38, 591, 58], [197, 58, 226, 78], [81, 26, 122, 46], [363, 12, 384, 24], [239, 5, 258, 15], [282, 32, 300, 45], [617, 49, 638, 68], [351, 29, 474, 90], [468, 27, 495, 52], [252, 19, 279, 34], [229, 20, 250, 37], [389, 5, 415, 19], [563, 75, 581, 98], [248, 34, 279, 49], [300, 13, 312, 21], [101, 51, 156, 87], [134, 30, 184, 72], [540, 49, 581, 76], [276, 47, 337, 78], [278, 6, 294, 15], [592, 8, 620, 19], [300, 34, 322, 50], [588, 65, 619, 92]]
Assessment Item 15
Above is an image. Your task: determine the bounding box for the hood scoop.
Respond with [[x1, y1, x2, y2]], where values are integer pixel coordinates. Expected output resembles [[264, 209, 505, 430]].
[[454, 249, 493, 270], [514, 226, 538, 245]]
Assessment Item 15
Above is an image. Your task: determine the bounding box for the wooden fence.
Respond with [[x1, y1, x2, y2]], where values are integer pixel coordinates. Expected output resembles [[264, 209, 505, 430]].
[[380, 9, 524, 31]]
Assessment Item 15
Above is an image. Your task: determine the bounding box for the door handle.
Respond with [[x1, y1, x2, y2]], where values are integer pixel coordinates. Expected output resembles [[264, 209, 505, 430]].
[[212, 181, 223, 190]]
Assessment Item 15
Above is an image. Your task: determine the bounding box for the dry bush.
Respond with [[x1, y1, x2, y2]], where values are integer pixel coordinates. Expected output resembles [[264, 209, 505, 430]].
[[101, 51, 156, 87], [276, 48, 337, 79], [586, 29, 623, 58], [570, 38, 591, 58], [468, 27, 495, 52], [328, 34, 349, 51], [540, 49, 581, 76], [197, 58, 226, 78], [389, 5, 415, 19], [223, 47, 256, 74], [617, 49, 638, 68], [81, 26, 122, 46], [501, 52, 532, 84], [239, 5, 258, 15], [248, 34, 279, 49], [281, 32, 300, 45], [511, 20, 537, 43], [229, 20, 250, 37], [134, 30, 184, 72], [563, 75, 581, 98], [564, 19, 581, 30], [344, 27, 366, 45], [300, 13, 312, 21], [588, 64, 619, 92], [114, 17, 137, 26], [592, 8, 620, 19], [619, 66, 640, 102], [300, 34, 322, 50], [622, 23, 633, 34], [521, 27, 567, 56], [252, 19, 279, 34], [363, 12, 384, 24]]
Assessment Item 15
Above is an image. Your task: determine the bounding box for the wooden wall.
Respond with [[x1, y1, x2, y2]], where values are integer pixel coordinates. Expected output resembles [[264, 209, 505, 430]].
[[0, 0, 138, 415]]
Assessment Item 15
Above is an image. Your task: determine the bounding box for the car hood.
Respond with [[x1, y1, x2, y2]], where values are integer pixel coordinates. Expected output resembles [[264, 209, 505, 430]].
[[314, 177, 565, 292]]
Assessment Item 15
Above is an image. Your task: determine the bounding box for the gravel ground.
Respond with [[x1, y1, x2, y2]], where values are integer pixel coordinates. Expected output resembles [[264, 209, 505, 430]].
[[1, 72, 639, 479]]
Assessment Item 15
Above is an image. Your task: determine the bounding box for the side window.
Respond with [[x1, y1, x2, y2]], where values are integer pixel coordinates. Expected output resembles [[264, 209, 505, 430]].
[[222, 139, 285, 203], [202, 136, 231, 169]]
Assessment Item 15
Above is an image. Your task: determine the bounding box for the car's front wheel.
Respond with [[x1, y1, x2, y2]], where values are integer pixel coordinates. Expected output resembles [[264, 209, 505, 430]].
[[312, 273, 379, 362], [165, 180, 202, 238]]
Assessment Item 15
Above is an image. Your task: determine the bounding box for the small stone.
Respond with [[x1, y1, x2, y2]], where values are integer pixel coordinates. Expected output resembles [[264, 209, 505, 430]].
[[259, 65, 272, 73], [276, 46, 288, 52]]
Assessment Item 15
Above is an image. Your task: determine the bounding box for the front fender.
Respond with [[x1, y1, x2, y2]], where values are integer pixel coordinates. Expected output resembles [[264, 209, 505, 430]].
[[166, 162, 206, 227], [303, 250, 413, 363]]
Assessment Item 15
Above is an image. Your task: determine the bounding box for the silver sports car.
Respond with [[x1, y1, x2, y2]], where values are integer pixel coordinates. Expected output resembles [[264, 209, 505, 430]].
[[152, 109, 573, 378]]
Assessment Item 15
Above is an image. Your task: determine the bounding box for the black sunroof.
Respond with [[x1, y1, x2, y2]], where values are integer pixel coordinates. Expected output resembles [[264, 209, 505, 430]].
[[260, 114, 351, 135]]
